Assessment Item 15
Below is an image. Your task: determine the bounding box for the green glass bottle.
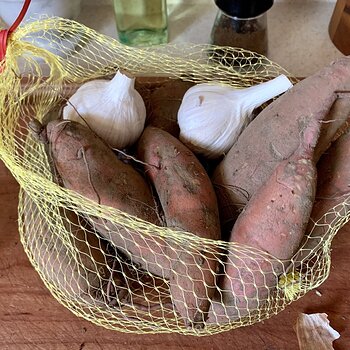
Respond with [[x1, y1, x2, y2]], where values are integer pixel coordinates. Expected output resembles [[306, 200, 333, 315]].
[[113, 0, 168, 46]]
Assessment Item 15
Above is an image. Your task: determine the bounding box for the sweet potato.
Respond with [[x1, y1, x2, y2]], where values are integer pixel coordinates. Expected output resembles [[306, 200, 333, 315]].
[[34, 119, 176, 280], [213, 57, 350, 233], [296, 128, 350, 262], [137, 126, 221, 328], [208, 118, 320, 323], [45, 120, 159, 223]]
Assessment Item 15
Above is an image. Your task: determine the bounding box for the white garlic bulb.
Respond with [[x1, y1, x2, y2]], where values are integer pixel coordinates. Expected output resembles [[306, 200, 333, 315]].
[[63, 70, 146, 149], [178, 75, 293, 159]]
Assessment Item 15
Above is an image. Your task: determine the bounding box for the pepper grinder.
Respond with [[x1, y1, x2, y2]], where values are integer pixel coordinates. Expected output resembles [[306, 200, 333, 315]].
[[211, 0, 274, 56]]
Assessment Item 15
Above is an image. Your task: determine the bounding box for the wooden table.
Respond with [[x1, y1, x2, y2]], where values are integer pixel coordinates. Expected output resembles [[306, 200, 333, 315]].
[[0, 160, 349, 350]]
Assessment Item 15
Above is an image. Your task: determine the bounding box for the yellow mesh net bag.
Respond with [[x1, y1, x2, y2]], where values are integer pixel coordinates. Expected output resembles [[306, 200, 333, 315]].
[[0, 16, 349, 336]]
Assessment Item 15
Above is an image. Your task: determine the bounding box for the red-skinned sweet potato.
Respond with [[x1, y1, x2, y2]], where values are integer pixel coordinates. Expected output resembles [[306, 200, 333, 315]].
[[208, 118, 320, 323], [137, 126, 221, 328], [36, 119, 175, 279], [213, 57, 350, 233]]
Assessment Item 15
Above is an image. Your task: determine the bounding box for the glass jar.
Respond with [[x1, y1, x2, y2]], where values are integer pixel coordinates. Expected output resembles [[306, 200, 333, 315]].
[[113, 0, 168, 47], [211, 0, 273, 56]]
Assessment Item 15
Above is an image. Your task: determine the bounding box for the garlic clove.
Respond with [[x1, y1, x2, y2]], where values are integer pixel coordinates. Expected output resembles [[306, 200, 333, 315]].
[[294, 313, 340, 350], [178, 75, 293, 159], [63, 70, 146, 149]]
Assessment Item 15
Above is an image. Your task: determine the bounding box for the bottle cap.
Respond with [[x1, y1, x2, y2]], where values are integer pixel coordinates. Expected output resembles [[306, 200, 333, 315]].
[[214, 0, 274, 18]]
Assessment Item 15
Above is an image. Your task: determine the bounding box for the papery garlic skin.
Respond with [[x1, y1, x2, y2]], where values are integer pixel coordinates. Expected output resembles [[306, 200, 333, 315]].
[[178, 75, 293, 159], [294, 313, 340, 350], [63, 70, 146, 149]]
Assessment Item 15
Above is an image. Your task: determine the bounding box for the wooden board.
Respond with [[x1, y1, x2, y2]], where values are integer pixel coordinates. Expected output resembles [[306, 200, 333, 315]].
[[329, 0, 350, 55], [0, 159, 350, 349]]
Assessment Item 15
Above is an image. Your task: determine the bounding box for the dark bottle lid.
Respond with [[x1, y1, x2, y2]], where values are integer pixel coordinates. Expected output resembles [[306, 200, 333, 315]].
[[214, 0, 274, 18]]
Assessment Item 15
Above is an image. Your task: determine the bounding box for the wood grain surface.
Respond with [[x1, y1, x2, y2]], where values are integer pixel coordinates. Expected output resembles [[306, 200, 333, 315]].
[[0, 160, 349, 350]]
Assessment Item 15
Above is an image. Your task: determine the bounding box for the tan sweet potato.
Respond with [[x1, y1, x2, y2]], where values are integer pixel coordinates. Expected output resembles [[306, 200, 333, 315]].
[[208, 118, 320, 323], [213, 57, 350, 233], [137, 126, 221, 328]]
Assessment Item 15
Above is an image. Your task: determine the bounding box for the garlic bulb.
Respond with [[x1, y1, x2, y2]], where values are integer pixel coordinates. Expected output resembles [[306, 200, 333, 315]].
[[63, 70, 146, 149], [178, 75, 293, 158]]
